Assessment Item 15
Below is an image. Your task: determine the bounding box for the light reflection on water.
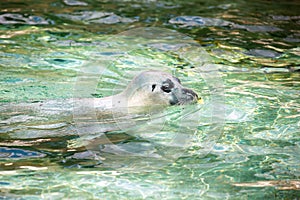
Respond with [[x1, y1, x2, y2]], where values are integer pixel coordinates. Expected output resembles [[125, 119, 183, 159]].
[[0, 0, 300, 199]]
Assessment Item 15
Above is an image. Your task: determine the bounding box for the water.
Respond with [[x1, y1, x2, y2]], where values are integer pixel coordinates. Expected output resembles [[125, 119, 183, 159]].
[[0, 0, 300, 199]]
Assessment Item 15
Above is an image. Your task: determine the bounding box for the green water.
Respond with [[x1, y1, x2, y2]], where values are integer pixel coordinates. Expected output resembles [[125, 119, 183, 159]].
[[0, 0, 299, 199]]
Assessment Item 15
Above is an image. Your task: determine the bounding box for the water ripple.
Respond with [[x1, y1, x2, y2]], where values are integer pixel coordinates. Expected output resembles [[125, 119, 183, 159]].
[[0, 13, 53, 25], [63, 0, 88, 6], [169, 15, 282, 32], [57, 11, 137, 24], [0, 147, 45, 159]]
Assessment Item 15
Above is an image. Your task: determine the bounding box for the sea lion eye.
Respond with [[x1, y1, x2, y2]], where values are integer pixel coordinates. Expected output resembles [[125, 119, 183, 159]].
[[161, 79, 174, 93], [161, 84, 171, 93]]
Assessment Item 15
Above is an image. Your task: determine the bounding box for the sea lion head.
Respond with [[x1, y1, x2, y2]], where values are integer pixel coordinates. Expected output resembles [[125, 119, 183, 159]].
[[123, 70, 199, 108]]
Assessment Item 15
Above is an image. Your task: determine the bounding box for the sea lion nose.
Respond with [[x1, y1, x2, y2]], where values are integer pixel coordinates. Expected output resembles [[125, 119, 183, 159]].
[[184, 88, 198, 100]]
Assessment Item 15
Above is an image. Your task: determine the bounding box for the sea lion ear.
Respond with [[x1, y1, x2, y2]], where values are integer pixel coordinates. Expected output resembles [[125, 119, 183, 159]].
[[173, 76, 181, 84], [151, 84, 156, 92]]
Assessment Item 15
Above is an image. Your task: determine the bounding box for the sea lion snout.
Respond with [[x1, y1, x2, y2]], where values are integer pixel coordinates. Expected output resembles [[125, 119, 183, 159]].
[[169, 87, 198, 105], [182, 88, 199, 101]]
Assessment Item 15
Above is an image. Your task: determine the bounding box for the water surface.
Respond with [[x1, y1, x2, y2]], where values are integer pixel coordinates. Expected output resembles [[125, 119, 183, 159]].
[[0, 0, 299, 199]]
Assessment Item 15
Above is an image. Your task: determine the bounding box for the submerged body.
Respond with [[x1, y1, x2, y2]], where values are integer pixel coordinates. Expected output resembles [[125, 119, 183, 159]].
[[0, 71, 199, 137], [2, 70, 198, 118]]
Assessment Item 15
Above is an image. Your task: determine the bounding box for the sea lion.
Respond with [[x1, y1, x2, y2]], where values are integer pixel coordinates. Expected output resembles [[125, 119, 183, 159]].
[[0, 70, 198, 124], [0, 70, 199, 138]]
